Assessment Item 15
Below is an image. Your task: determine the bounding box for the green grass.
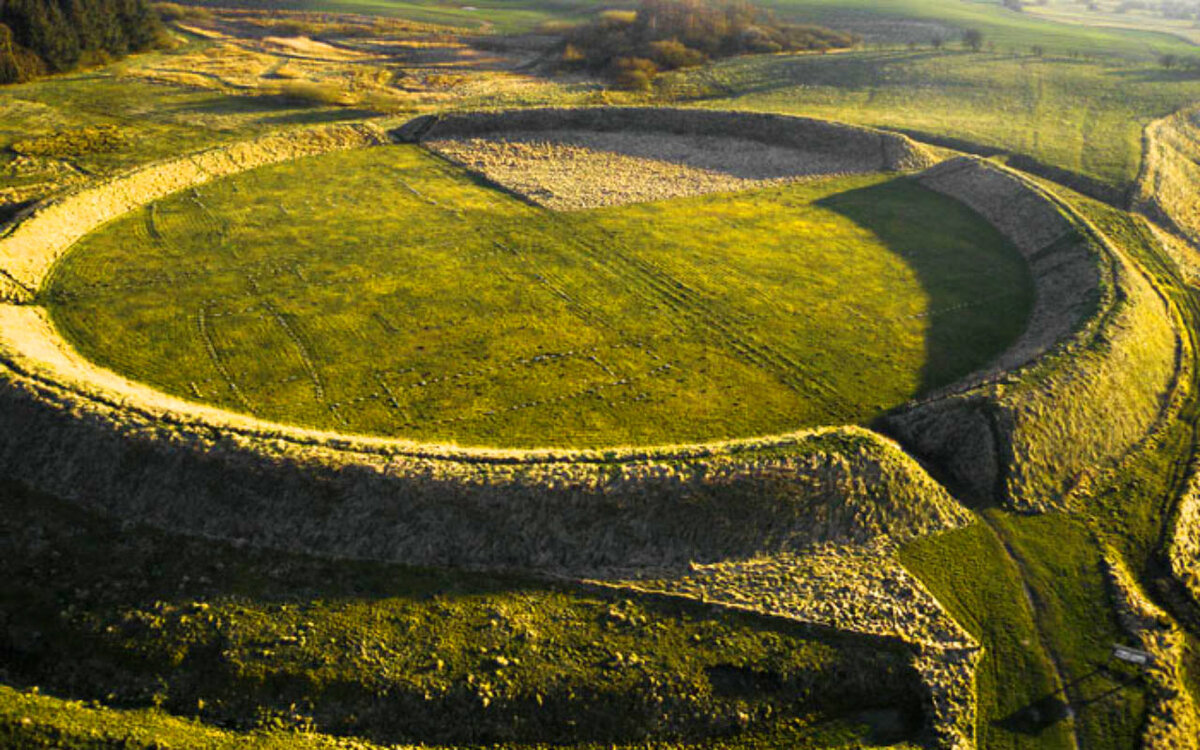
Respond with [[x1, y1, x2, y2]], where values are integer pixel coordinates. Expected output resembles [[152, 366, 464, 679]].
[[660, 50, 1200, 191], [899, 522, 1075, 750], [0, 480, 922, 749], [44, 145, 1033, 447], [225, 0, 1200, 58], [899, 192, 1200, 750], [0, 64, 384, 195]]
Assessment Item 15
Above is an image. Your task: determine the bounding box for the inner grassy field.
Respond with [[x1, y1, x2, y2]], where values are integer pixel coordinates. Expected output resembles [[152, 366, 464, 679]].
[[45, 144, 1033, 448]]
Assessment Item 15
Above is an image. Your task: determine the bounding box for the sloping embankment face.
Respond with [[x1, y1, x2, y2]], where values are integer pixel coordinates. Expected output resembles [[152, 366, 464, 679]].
[[884, 157, 1178, 511], [397, 106, 939, 173], [1134, 105, 1200, 255], [0, 306, 970, 575]]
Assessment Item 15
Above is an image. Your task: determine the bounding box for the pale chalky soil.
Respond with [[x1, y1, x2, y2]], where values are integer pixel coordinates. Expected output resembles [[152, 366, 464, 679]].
[[426, 129, 874, 210]]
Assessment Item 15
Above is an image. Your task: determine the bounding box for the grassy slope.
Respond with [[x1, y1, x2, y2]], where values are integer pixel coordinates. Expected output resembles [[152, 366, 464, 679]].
[[1067, 196, 1200, 708], [899, 191, 1199, 750], [1026, 0, 1200, 46], [0, 480, 922, 749], [661, 50, 1200, 191], [0, 67, 377, 206], [44, 147, 1031, 447], [899, 523, 1075, 750], [987, 513, 1147, 750], [223, 0, 1200, 58]]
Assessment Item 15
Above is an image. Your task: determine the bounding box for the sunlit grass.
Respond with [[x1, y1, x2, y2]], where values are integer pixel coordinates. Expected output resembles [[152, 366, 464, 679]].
[[45, 144, 1032, 447]]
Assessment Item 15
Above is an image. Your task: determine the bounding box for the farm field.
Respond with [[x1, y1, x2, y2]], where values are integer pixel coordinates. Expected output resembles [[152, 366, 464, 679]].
[[1026, 0, 1200, 47], [44, 145, 1032, 447], [216, 0, 1200, 58], [662, 50, 1200, 193]]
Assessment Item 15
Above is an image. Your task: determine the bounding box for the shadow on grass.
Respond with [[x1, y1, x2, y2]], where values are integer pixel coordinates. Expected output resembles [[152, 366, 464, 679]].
[[992, 664, 1141, 736], [0, 479, 924, 748], [814, 177, 1035, 397]]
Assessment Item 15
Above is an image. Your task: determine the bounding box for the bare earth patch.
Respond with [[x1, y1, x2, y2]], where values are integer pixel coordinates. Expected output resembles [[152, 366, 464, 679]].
[[425, 130, 874, 210]]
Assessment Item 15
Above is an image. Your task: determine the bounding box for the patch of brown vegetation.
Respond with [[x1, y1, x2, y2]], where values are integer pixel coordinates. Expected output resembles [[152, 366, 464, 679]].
[[427, 130, 873, 209], [412, 107, 936, 209]]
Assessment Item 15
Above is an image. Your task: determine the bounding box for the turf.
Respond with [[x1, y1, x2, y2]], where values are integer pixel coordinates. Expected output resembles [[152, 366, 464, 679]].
[[661, 50, 1200, 192], [0, 481, 922, 748], [899, 523, 1076, 750], [44, 144, 1033, 448], [216, 0, 1200, 58]]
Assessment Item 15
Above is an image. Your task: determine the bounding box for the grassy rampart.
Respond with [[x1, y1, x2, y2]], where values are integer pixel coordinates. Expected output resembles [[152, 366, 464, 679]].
[[885, 158, 1177, 510], [397, 107, 939, 173]]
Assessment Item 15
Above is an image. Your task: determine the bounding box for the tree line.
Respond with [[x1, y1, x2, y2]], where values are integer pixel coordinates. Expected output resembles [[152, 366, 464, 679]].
[[559, 0, 859, 90], [0, 0, 164, 84]]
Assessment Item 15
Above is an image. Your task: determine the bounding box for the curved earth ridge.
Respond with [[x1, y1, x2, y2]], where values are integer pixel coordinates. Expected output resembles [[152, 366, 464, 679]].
[[884, 159, 1178, 510], [394, 106, 938, 172], [0, 108, 1171, 542], [0, 108, 1175, 750]]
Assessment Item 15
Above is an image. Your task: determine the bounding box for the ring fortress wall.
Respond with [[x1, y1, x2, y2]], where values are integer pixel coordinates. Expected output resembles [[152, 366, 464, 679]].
[[0, 111, 964, 575], [0, 108, 1177, 566], [394, 106, 939, 173], [402, 108, 1179, 513], [882, 158, 1178, 510]]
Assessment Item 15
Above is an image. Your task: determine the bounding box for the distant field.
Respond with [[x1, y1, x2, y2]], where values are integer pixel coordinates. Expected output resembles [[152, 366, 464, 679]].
[[662, 50, 1200, 191], [1027, 0, 1200, 47], [213, 0, 1200, 59], [45, 144, 1032, 448]]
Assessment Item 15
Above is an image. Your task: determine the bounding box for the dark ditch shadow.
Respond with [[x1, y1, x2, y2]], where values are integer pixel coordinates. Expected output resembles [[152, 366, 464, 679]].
[[814, 177, 1035, 397], [0, 478, 924, 748], [992, 664, 1141, 736]]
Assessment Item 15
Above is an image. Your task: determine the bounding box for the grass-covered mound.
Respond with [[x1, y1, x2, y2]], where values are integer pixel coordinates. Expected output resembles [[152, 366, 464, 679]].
[[0, 482, 925, 749], [1135, 104, 1200, 254], [885, 158, 1178, 510], [44, 143, 1031, 448]]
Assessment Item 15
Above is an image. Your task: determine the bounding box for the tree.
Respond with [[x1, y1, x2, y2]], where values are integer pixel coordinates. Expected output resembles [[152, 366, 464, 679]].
[[0, 0, 164, 83], [963, 28, 984, 51], [1160, 53, 1179, 69]]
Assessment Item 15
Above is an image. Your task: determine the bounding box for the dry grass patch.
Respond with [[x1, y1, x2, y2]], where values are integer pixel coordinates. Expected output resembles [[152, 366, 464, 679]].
[[427, 129, 885, 210]]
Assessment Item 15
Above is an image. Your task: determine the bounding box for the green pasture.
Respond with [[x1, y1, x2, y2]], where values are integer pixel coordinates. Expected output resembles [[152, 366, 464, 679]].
[[661, 50, 1200, 192], [45, 145, 1032, 448], [215, 0, 1200, 59], [0, 481, 922, 749], [0, 68, 379, 199]]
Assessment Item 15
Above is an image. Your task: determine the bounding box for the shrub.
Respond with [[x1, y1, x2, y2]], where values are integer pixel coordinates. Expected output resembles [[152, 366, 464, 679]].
[[560, 0, 856, 87], [276, 80, 355, 107], [11, 125, 127, 158], [153, 2, 214, 23], [646, 39, 706, 68], [611, 56, 658, 90]]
